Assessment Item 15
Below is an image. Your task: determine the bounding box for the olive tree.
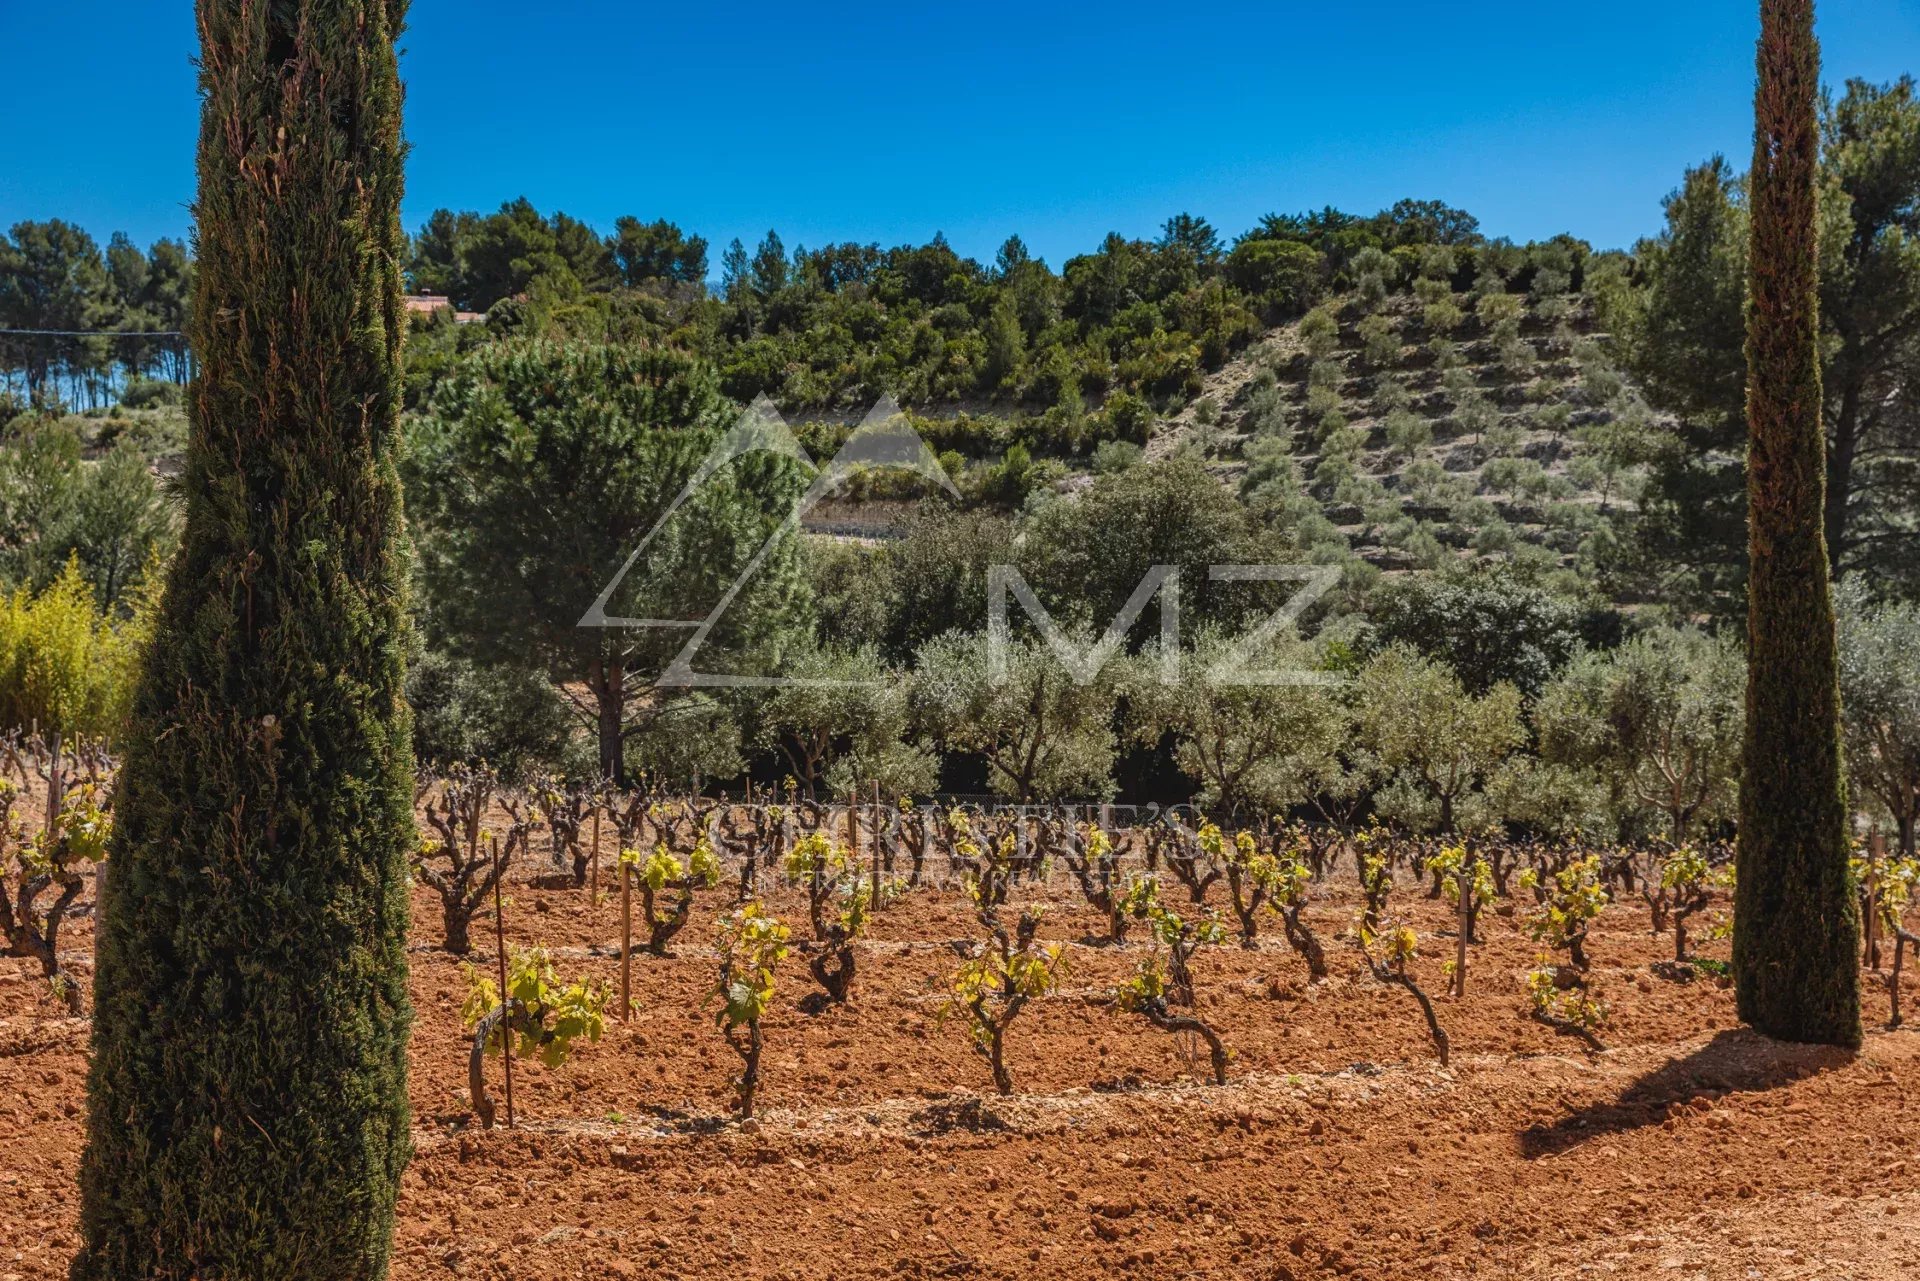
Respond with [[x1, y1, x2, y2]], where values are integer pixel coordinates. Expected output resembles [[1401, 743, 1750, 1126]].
[[1486, 758, 1615, 844], [1353, 645, 1525, 833], [1838, 584, 1920, 856], [750, 640, 935, 799], [1127, 627, 1347, 816], [912, 629, 1118, 801], [1535, 629, 1744, 843]]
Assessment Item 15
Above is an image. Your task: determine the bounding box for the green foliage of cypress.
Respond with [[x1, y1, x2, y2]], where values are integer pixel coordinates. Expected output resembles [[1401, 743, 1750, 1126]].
[[1732, 0, 1861, 1049], [73, 1, 416, 1275]]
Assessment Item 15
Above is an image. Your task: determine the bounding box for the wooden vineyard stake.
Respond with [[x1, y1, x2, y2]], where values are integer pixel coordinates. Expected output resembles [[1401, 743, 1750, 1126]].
[[775, 812, 789, 904], [620, 853, 634, 1021], [1452, 859, 1471, 999], [44, 728, 63, 840], [589, 800, 602, 902], [871, 782, 884, 915], [1865, 828, 1885, 971], [491, 832, 514, 1129], [845, 793, 861, 910]]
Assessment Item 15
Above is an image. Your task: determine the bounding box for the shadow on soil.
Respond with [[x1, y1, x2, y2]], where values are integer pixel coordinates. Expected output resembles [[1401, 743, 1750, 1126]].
[[909, 1096, 1010, 1134], [628, 1102, 732, 1136], [1517, 1028, 1854, 1159]]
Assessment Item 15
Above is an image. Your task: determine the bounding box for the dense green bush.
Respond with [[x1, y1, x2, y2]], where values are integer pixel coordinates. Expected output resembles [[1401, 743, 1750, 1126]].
[[1224, 239, 1326, 318], [0, 557, 152, 741], [0, 416, 174, 610], [407, 649, 573, 783], [1369, 565, 1584, 698], [117, 377, 182, 410]]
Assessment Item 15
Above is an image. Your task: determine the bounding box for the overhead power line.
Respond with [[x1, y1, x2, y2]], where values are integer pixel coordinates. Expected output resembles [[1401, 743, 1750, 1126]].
[[0, 328, 186, 337]]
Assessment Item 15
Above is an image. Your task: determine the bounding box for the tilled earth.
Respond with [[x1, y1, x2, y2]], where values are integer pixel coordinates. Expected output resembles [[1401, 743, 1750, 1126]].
[[4, 848, 1917, 1280]]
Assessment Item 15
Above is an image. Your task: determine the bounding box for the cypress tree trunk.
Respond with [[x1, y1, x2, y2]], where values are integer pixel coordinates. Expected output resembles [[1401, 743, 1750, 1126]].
[[73, 2, 416, 1276], [1732, 0, 1862, 1049]]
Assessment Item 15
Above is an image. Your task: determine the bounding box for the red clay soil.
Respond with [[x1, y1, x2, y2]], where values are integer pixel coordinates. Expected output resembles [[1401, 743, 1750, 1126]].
[[4, 850, 1918, 1280]]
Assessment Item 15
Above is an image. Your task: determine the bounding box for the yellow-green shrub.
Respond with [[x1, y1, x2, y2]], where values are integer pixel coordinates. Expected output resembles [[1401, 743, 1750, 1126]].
[[0, 555, 157, 744]]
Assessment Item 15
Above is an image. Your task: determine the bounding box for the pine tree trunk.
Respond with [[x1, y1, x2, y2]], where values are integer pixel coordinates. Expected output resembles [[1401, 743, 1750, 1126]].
[[1733, 0, 1862, 1049], [73, 3, 417, 1276], [590, 656, 627, 785]]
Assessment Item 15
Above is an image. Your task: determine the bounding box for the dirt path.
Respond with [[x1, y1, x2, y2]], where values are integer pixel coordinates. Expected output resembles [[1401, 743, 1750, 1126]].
[[1146, 328, 1300, 463]]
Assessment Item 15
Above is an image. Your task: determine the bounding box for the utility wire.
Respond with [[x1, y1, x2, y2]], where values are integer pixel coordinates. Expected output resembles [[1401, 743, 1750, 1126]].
[[0, 328, 186, 337]]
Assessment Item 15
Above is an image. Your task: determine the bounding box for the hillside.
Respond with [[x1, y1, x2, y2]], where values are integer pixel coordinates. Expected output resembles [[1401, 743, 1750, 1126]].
[[1170, 284, 1658, 595], [801, 278, 1663, 607]]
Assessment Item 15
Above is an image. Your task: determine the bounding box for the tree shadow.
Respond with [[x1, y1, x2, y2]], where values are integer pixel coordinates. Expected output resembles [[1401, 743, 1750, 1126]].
[[627, 1101, 731, 1136], [909, 1096, 1009, 1135], [1517, 1028, 1854, 1159]]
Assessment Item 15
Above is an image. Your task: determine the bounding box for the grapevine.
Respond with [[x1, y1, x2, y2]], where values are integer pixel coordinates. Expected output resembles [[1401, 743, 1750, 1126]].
[[1113, 954, 1229, 1085], [1652, 844, 1730, 966], [1357, 841, 1394, 938], [1518, 853, 1609, 973], [0, 779, 110, 1012], [1857, 847, 1919, 1027], [1355, 914, 1450, 1065], [623, 837, 721, 957], [414, 763, 526, 954], [783, 829, 872, 1003], [1114, 874, 1230, 1083], [710, 902, 791, 1117], [461, 946, 607, 1128], [1159, 816, 1223, 904], [960, 826, 1020, 924], [1267, 825, 1328, 980], [1061, 821, 1132, 943], [1523, 961, 1610, 1051], [1208, 823, 1278, 949], [1428, 842, 1495, 997], [1125, 873, 1226, 1007], [943, 906, 1066, 1096]]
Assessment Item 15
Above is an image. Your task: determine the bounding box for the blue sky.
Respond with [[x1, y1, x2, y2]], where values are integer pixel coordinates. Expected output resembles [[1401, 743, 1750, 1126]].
[[2, 1, 1917, 266]]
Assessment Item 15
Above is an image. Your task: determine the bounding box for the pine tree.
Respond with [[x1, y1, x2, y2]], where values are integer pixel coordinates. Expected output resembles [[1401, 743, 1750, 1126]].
[[73, 1, 417, 1275], [1732, 0, 1861, 1048]]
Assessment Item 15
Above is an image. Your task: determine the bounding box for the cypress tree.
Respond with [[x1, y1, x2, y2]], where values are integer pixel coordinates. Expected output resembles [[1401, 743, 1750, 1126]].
[[1732, 0, 1862, 1048], [73, 2, 416, 1276]]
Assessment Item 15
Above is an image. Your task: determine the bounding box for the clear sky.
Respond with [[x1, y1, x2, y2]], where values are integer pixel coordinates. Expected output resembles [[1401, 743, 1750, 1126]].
[[2, 1, 1917, 266]]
